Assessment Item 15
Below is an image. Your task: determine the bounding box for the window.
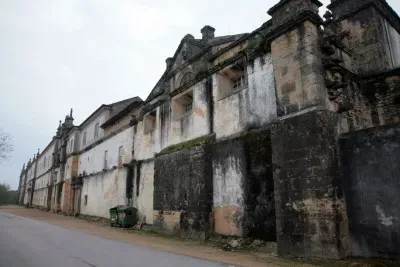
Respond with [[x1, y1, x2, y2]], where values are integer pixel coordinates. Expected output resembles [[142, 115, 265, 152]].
[[103, 150, 108, 169], [172, 90, 194, 119], [84, 195, 88, 206], [70, 139, 74, 152], [94, 122, 100, 139], [371, 111, 380, 126], [143, 110, 156, 134], [232, 76, 245, 90], [118, 146, 124, 167], [218, 58, 247, 98], [82, 132, 87, 146]]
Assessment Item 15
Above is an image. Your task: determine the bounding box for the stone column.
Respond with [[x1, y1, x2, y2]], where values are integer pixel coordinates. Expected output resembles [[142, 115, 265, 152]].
[[268, 0, 348, 259]]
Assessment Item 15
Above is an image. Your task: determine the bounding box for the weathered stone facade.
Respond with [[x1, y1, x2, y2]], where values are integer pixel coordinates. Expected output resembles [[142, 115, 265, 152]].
[[17, 0, 400, 260]]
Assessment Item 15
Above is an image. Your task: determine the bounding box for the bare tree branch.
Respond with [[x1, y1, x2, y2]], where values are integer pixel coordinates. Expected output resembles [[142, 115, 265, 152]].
[[0, 128, 14, 165]]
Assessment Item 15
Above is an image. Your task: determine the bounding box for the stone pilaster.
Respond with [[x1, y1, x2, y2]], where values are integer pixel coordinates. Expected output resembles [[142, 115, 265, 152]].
[[269, 0, 329, 116], [268, 0, 348, 259]]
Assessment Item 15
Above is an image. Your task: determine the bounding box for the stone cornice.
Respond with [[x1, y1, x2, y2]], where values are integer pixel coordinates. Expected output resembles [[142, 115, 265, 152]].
[[140, 100, 165, 116], [268, 0, 322, 15]]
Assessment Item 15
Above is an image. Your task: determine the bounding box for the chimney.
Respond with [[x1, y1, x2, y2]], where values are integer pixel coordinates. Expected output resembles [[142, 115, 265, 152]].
[[201, 25, 215, 42]]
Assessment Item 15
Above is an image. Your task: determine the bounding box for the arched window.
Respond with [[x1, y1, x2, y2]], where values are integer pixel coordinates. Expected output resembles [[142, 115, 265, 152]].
[[180, 72, 194, 87]]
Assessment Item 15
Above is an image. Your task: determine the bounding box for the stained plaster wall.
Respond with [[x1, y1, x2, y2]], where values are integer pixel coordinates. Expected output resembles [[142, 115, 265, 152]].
[[167, 80, 211, 147], [80, 168, 128, 218], [213, 54, 277, 139], [32, 172, 51, 208], [104, 110, 138, 136], [134, 108, 161, 161], [212, 128, 276, 240], [132, 161, 154, 224], [212, 138, 246, 236], [78, 127, 133, 175]]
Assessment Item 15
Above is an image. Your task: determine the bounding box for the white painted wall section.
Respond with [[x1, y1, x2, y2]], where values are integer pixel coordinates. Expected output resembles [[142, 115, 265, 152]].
[[78, 127, 133, 175], [213, 54, 277, 139], [80, 168, 128, 218], [134, 161, 154, 225]]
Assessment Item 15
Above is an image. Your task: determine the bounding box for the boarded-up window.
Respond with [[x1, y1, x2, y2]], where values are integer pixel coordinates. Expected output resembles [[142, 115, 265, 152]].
[[94, 122, 100, 139], [118, 146, 124, 167], [104, 150, 108, 169], [83, 132, 87, 146]]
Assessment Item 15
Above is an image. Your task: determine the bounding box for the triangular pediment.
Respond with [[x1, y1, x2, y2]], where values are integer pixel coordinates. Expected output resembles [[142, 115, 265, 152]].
[[168, 38, 205, 74]]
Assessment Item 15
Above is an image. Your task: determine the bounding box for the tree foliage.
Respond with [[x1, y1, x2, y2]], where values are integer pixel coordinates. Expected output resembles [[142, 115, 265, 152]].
[[0, 128, 13, 164], [0, 183, 18, 205]]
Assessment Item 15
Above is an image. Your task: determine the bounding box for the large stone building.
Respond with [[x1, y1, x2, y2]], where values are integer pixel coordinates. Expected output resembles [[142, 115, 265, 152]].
[[18, 0, 400, 260]]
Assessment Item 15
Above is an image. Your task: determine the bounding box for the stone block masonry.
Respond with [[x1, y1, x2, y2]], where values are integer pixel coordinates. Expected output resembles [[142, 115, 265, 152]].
[[271, 110, 347, 259], [340, 123, 400, 259], [154, 142, 213, 240]]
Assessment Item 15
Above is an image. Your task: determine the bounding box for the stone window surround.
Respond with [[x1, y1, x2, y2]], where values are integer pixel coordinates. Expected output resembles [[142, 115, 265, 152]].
[[172, 89, 194, 120], [216, 57, 248, 101], [143, 110, 157, 134]]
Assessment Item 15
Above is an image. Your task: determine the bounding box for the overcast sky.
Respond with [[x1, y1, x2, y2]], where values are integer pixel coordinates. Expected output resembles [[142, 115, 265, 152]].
[[1, 0, 400, 189]]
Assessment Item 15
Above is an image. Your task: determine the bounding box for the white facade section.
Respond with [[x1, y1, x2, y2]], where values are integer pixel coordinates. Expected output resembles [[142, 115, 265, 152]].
[[79, 109, 110, 151], [167, 81, 210, 147], [36, 142, 55, 178], [66, 129, 80, 154], [78, 127, 133, 175], [213, 154, 244, 209], [134, 109, 161, 161], [32, 171, 51, 208], [134, 81, 211, 161], [213, 54, 277, 139], [133, 161, 154, 224], [80, 168, 127, 218]]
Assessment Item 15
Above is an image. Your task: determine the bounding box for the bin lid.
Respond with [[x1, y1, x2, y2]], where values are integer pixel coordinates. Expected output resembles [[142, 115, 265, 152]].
[[110, 205, 124, 211], [117, 206, 137, 212]]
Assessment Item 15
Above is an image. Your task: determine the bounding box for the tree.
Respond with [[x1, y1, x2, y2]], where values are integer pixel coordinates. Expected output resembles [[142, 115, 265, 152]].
[[0, 183, 18, 205], [0, 128, 13, 164]]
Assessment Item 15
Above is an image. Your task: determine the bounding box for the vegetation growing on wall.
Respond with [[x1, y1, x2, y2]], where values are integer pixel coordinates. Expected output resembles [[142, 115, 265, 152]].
[[157, 136, 211, 156]]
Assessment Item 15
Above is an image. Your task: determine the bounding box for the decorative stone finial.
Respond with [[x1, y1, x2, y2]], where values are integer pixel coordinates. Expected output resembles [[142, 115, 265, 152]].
[[183, 34, 194, 40]]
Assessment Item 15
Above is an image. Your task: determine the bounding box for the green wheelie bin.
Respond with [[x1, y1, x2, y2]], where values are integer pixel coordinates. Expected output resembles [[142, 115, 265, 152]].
[[117, 206, 138, 228], [109, 205, 123, 227]]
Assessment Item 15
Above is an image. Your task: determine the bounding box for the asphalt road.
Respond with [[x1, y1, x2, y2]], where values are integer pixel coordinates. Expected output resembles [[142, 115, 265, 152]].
[[0, 211, 232, 267]]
